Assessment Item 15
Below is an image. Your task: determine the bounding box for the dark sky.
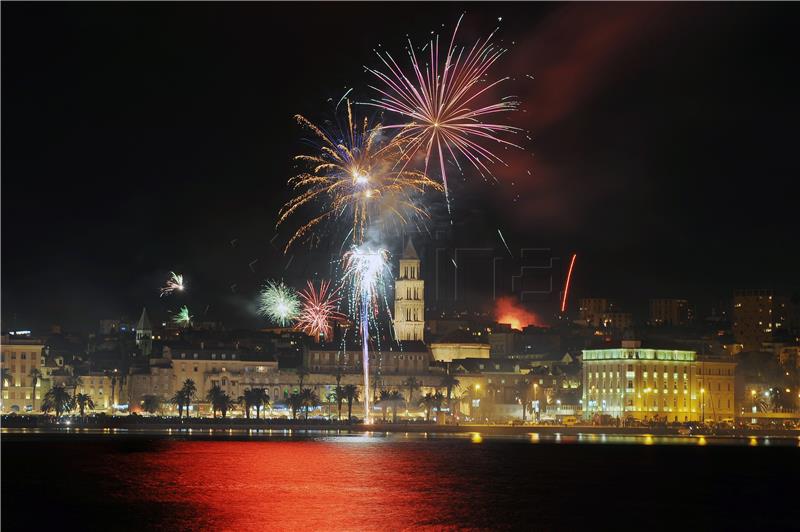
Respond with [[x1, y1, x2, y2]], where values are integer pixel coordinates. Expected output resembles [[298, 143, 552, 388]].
[[2, 2, 799, 333]]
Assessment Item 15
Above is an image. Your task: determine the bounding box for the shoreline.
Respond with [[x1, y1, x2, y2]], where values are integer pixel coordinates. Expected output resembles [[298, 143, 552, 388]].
[[2, 419, 798, 439]]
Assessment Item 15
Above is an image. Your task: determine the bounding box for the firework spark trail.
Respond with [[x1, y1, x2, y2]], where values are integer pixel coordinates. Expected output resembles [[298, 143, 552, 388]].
[[258, 281, 300, 327], [295, 280, 345, 340], [343, 245, 390, 424], [497, 228, 513, 257], [160, 272, 185, 297], [365, 15, 521, 210], [277, 100, 442, 252], [173, 305, 192, 327], [561, 253, 577, 313]]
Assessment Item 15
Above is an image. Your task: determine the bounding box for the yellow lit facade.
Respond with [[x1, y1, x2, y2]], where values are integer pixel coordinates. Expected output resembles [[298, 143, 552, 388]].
[[1, 336, 46, 413], [582, 342, 736, 422]]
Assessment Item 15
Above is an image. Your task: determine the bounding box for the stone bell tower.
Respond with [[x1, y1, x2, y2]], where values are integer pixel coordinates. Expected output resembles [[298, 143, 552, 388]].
[[394, 238, 424, 342]]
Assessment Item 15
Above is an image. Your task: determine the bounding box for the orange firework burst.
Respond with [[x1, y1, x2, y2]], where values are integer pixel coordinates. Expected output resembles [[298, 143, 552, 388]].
[[277, 100, 443, 252], [295, 280, 346, 340]]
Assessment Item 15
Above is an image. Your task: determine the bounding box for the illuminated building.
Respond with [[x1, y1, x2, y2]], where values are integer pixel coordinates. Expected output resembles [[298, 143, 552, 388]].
[[582, 340, 736, 422], [579, 298, 608, 327], [393, 238, 425, 341], [306, 341, 431, 374], [732, 289, 789, 350], [1, 335, 46, 413], [601, 311, 633, 332], [649, 299, 690, 326]]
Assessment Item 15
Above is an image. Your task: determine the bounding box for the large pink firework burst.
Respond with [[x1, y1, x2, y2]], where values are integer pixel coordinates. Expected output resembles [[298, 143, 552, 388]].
[[365, 14, 521, 207], [295, 280, 346, 340]]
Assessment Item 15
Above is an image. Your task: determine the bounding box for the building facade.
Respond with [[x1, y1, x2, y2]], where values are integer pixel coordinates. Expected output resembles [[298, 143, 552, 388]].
[[394, 238, 425, 341], [582, 341, 736, 422], [733, 289, 789, 350], [578, 298, 609, 327], [650, 299, 690, 326], [1, 336, 46, 413]]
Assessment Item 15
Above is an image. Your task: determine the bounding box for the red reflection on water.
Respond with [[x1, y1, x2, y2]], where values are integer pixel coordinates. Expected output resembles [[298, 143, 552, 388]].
[[100, 440, 482, 530]]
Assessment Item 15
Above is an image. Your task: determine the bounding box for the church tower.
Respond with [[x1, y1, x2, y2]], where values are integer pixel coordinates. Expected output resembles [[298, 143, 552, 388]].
[[135, 307, 153, 358], [394, 238, 425, 342]]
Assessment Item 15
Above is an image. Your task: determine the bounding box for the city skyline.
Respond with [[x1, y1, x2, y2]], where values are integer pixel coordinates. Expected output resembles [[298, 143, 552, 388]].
[[3, 3, 799, 333]]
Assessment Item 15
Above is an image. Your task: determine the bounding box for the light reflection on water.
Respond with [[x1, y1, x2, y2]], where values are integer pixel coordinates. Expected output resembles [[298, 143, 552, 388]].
[[2, 427, 798, 446]]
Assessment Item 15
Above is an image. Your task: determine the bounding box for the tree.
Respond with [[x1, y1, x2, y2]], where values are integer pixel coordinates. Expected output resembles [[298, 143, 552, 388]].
[[75, 393, 95, 418], [67, 375, 83, 400], [334, 385, 345, 421], [440, 373, 460, 406], [296, 366, 310, 389], [388, 390, 404, 423], [253, 388, 270, 420], [141, 394, 162, 415], [206, 384, 225, 419], [180, 379, 197, 417], [1, 367, 11, 390], [239, 389, 254, 419], [403, 376, 421, 405], [378, 390, 391, 421], [420, 393, 436, 422], [432, 392, 445, 418], [29, 368, 42, 411], [342, 384, 359, 422], [219, 393, 236, 419], [288, 392, 303, 420], [514, 378, 532, 422], [41, 386, 73, 418], [300, 388, 319, 420], [170, 391, 187, 419]]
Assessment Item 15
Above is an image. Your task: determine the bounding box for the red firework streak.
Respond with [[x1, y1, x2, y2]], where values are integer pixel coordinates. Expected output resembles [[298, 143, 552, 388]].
[[561, 254, 577, 313]]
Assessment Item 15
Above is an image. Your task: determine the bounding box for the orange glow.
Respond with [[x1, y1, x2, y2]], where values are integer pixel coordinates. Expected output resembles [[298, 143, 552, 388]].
[[495, 297, 540, 331]]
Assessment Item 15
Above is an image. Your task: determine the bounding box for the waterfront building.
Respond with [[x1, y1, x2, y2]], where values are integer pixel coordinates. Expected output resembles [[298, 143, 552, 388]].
[[393, 238, 425, 342], [582, 340, 736, 422], [579, 298, 608, 327], [1, 335, 46, 413], [135, 307, 153, 358]]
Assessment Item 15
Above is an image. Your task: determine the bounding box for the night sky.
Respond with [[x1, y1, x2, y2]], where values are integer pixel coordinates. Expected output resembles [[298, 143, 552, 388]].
[[3, 3, 798, 332]]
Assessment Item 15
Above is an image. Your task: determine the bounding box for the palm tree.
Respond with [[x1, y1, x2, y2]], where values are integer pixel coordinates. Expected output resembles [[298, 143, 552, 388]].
[[141, 394, 161, 414], [296, 366, 309, 389], [378, 390, 391, 421], [514, 378, 532, 422], [170, 391, 187, 419], [300, 388, 319, 420], [219, 393, 236, 419], [239, 389, 256, 419], [180, 379, 197, 416], [67, 375, 83, 400], [420, 393, 436, 422], [288, 392, 303, 420], [388, 390, 404, 423], [41, 386, 73, 418], [403, 376, 421, 405], [29, 368, 42, 411], [1, 367, 11, 390], [206, 384, 225, 419], [334, 385, 345, 420], [75, 393, 95, 419], [440, 373, 460, 406], [342, 384, 359, 422], [253, 388, 270, 419]]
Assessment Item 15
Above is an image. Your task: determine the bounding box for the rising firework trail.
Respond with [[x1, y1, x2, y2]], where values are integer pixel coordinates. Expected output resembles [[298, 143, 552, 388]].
[[172, 305, 192, 328], [258, 281, 301, 327], [497, 228, 513, 257], [343, 245, 390, 424], [295, 280, 345, 340], [561, 253, 577, 313], [366, 14, 521, 209], [160, 272, 185, 297], [277, 101, 442, 252]]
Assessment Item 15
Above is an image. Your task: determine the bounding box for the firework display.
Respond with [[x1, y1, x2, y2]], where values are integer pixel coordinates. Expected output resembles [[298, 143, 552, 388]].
[[258, 280, 301, 327], [366, 14, 520, 207], [277, 100, 442, 252], [173, 305, 192, 327], [160, 272, 185, 297], [295, 280, 345, 339], [343, 245, 391, 424]]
